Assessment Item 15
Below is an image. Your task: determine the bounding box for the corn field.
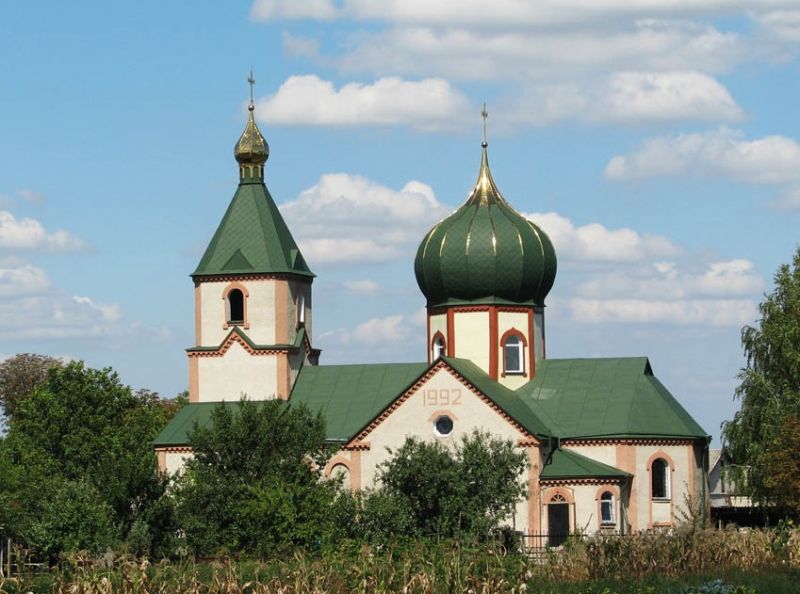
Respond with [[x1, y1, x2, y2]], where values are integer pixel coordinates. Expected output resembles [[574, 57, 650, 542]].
[[1, 528, 799, 594]]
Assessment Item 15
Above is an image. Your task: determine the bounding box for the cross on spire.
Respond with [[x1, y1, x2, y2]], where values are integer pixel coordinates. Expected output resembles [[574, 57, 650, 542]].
[[247, 68, 256, 107], [481, 102, 488, 147]]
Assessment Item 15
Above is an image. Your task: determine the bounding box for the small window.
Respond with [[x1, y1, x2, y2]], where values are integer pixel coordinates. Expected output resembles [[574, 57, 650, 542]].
[[434, 415, 453, 436], [651, 458, 670, 500], [227, 289, 244, 324], [298, 294, 306, 326], [503, 335, 524, 374], [432, 336, 446, 360], [600, 491, 615, 525]]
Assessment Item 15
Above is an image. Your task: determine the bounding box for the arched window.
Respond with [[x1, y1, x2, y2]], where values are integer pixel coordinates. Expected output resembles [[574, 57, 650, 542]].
[[432, 335, 446, 360], [227, 288, 244, 324], [651, 458, 670, 500], [600, 491, 615, 525], [503, 334, 524, 374]]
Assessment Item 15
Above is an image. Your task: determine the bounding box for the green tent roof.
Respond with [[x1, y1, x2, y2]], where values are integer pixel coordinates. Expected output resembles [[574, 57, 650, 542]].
[[540, 447, 631, 480], [516, 357, 708, 440], [193, 182, 313, 278]]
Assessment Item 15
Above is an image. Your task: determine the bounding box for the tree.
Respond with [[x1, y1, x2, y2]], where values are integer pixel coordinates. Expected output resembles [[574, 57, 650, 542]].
[[0, 353, 62, 422], [363, 431, 528, 539], [723, 247, 800, 509], [0, 361, 175, 558], [175, 399, 339, 556]]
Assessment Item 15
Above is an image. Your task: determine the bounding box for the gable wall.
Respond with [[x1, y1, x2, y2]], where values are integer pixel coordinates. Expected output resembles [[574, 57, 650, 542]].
[[355, 367, 536, 532], [195, 341, 279, 401]]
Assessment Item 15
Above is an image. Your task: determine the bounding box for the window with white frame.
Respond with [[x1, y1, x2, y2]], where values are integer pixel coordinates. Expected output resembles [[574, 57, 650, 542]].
[[503, 335, 524, 374], [600, 491, 615, 525], [651, 458, 670, 500], [432, 336, 445, 360]]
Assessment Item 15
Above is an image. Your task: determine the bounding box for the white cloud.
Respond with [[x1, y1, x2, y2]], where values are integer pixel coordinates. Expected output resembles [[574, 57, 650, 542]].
[[0, 211, 87, 252], [593, 71, 742, 122], [0, 260, 122, 340], [332, 21, 742, 81], [253, 1, 800, 27], [256, 75, 470, 130], [0, 259, 51, 296], [605, 127, 800, 207], [606, 127, 800, 183], [343, 279, 381, 296], [574, 260, 763, 300], [280, 173, 451, 265], [250, 0, 336, 21], [350, 315, 409, 344], [569, 298, 757, 326], [525, 211, 679, 262]]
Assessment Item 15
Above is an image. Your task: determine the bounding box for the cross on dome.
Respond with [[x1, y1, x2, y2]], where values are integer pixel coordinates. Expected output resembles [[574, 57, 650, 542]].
[[481, 102, 488, 147]]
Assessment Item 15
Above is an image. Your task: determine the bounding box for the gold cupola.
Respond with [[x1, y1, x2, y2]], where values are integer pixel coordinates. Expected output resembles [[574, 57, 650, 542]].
[[234, 71, 269, 182]]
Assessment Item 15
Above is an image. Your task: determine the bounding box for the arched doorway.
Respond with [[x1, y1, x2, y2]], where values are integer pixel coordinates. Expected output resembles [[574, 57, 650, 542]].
[[547, 493, 570, 547]]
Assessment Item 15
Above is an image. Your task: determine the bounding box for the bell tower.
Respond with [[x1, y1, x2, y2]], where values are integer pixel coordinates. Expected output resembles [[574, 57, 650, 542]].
[[187, 73, 319, 403]]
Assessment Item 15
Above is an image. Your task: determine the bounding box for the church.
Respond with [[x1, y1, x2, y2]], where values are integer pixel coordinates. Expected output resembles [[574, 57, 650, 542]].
[[154, 89, 710, 542]]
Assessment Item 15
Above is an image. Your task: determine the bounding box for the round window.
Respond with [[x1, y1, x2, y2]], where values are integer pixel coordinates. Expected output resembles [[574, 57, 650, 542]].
[[434, 415, 453, 436]]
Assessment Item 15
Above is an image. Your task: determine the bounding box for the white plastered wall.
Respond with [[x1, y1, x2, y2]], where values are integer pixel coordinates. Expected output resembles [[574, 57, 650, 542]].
[[356, 366, 535, 533], [164, 451, 193, 475], [633, 444, 694, 529], [199, 279, 277, 346], [453, 311, 489, 372], [197, 341, 278, 401]]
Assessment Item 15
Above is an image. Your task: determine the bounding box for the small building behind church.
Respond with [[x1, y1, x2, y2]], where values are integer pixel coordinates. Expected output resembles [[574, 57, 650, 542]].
[[154, 91, 710, 542]]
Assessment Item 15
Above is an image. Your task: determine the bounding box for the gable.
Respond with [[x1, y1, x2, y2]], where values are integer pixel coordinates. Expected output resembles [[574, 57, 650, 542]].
[[355, 364, 535, 447]]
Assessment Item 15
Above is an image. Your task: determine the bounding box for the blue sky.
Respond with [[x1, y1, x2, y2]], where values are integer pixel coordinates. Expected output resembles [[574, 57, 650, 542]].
[[2, 1, 800, 444]]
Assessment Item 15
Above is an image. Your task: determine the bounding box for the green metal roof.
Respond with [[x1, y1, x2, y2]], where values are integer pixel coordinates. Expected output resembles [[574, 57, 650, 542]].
[[193, 182, 313, 278], [442, 357, 553, 439], [153, 402, 234, 446], [414, 145, 556, 307], [289, 362, 429, 441], [540, 447, 631, 480], [516, 357, 708, 440]]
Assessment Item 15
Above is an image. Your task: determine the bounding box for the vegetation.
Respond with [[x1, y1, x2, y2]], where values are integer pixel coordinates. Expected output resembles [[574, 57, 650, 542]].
[[2, 530, 800, 594], [337, 432, 528, 541], [0, 361, 183, 559], [724, 247, 800, 511], [0, 353, 63, 423], [175, 399, 340, 556]]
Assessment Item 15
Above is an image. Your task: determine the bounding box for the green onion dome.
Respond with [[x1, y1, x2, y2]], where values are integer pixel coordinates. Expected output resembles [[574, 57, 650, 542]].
[[414, 143, 557, 307]]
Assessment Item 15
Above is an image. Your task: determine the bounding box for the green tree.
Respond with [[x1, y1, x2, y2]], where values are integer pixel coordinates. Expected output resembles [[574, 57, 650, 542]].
[[723, 247, 800, 509], [0, 361, 176, 558], [0, 353, 62, 422], [175, 399, 339, 556], [364, 431, 528, 539]]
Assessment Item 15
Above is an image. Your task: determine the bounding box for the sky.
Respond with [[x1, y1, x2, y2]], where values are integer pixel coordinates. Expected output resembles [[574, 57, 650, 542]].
[[2, 1, 800, 445]]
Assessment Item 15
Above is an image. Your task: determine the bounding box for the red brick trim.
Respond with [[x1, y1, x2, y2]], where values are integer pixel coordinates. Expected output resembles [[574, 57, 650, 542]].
[[194, 274, 313, 285], [561, 438, 696, 447], [541, 477, 628, 486], [187, 332, 291, 358], [446, 310, 455, 357], [155, 446, 193, 454]]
